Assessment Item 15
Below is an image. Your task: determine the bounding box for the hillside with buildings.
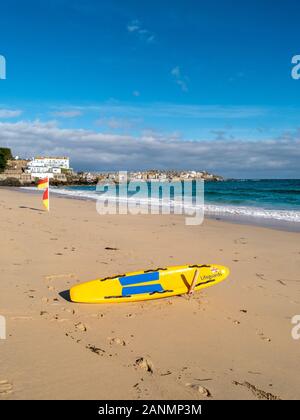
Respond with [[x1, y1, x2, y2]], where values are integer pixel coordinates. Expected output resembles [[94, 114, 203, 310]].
[[0, 152, 71, 185], [0, 149, 223, 186]]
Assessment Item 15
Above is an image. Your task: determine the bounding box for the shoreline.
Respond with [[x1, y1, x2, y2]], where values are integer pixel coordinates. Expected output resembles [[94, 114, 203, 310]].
[[16, 186, 300, 233]]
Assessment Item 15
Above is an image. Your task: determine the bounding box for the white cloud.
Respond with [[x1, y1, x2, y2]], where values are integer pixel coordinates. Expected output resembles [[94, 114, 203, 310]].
[[133, 90, 140, 97], [171, 67, 188, 92], [52, 110, 82, 118], [127, 19, 140, 32], [171, 67, 180, 78], [86, 103, 266, 119], [127, 20, 155, 43], [96, 117, 138, 130], [0, 120, 299, 178], [0, 109, 23, 118]]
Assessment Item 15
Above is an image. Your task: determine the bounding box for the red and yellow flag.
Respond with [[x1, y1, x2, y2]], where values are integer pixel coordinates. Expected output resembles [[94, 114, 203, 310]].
[[37, 177, 49, 189], [42, 188, 49, 211], [37, 177, 50, 211]]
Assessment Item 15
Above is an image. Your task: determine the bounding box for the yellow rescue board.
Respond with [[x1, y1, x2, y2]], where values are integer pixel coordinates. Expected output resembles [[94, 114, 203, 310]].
[[70, 264, 230, 304]]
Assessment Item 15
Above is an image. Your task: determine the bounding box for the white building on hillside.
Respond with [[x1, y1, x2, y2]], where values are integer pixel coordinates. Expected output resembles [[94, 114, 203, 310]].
[[26, 156, 70, 179]]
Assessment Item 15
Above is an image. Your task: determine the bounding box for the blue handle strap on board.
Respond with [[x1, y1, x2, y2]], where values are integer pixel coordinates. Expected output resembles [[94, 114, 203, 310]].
[[119, 271, 159, 286], [122, 283, 164, 296]]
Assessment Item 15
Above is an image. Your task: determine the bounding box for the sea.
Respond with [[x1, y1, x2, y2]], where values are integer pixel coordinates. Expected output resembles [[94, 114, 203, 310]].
[[23, 179, 300, 230]]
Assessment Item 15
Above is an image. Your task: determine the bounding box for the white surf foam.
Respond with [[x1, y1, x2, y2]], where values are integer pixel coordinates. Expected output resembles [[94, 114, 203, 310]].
[[21, 186, 300, 224]]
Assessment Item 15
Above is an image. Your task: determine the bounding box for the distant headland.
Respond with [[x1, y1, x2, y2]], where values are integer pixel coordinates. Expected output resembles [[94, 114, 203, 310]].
[[0, 148, 224, 186]]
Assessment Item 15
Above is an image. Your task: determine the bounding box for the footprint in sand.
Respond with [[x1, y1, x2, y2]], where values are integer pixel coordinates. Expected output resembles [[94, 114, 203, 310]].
[[63, 308, 76, 315], [86, 344, 105, 356], [108, 337, 126, 346], [135, 357, 154, 374], [75, 322, 87, 332], [185, 383, 211, 397], [234, 237, 247, 245], [233, 381, 280, 400], [65, 333, 81, 343], [52, 298, 60, 305], [133, 382, 142, 397], [0, 380, 13, 395], [257, 332, 271, 342]]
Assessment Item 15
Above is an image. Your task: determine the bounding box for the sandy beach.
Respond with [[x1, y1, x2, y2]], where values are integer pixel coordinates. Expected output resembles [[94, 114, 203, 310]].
[[1, 187, 300, 400]]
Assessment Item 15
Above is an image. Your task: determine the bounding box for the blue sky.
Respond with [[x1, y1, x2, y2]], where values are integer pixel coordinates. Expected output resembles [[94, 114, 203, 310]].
[[0, 0, 300, 177]]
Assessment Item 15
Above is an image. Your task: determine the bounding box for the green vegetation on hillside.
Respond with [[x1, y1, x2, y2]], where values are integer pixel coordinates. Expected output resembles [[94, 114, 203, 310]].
[[0, 147, 13, 173]]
